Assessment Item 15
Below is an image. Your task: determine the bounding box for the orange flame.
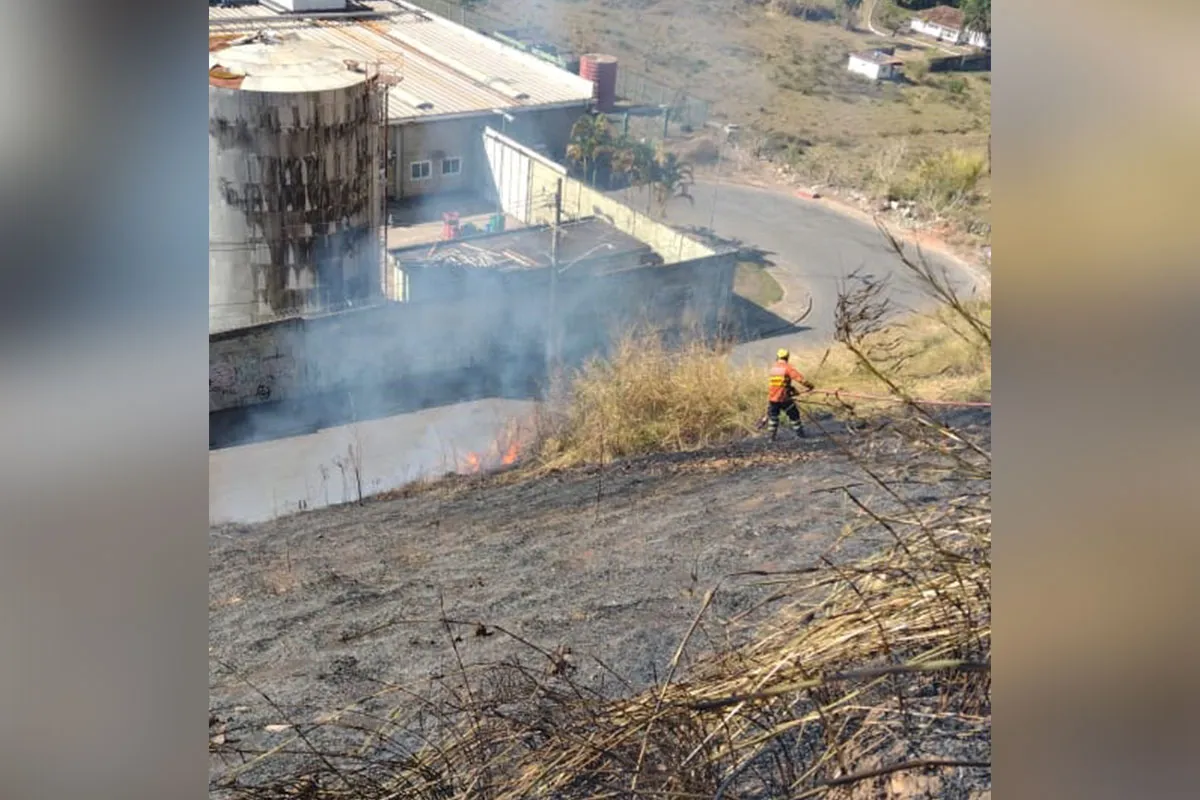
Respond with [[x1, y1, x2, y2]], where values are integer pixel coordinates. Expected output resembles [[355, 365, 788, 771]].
[[457, 424, 523, 475]]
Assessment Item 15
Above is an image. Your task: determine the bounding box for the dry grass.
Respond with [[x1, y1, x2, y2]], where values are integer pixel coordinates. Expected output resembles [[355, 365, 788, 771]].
[[534, 333, 765, 468], [533, 270, 989, 469], [210, 238, 991, 800], [805, 296, 991, 406]]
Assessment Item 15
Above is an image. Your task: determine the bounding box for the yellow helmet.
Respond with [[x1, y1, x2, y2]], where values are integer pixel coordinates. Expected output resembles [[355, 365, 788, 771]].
[[776, 348, 790, 361]]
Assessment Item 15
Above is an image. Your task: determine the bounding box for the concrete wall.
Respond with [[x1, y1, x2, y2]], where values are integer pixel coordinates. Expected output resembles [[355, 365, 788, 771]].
[[482, 127, 717, 263], [390, 118, 479, 199], [210, 251, 734, 414], [389, 105, 587, 200]]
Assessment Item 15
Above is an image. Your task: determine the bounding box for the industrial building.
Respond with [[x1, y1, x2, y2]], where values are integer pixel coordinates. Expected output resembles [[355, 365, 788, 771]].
[[209, 31, 389, 334], [209, 1, 598, 200], [209, 130, 739, 441], [209, 0, 608, 333], [205, 3, 739, 445]]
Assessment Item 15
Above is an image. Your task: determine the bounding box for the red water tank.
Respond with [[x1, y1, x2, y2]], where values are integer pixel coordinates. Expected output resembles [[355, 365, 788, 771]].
[[579, 53, 618, 113]]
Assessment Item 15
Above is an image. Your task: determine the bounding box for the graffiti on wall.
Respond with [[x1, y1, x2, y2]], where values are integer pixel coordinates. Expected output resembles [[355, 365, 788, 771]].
[[210, 342, 299, 411]]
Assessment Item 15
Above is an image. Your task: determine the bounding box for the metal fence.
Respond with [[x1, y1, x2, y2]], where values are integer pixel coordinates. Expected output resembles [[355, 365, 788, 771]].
[[612, 71, 709, 131], [402, 0, 709, 128]]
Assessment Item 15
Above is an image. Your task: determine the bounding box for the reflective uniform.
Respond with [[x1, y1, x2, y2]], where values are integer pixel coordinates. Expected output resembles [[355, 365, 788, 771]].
[[766, 358, 808, 439]]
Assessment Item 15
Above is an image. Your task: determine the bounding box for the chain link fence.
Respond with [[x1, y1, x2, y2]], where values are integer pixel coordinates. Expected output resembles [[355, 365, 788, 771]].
[[402, 0, 709, 129]]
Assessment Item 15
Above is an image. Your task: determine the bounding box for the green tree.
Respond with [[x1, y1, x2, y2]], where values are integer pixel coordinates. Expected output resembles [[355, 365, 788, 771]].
[[566, 113, 616, 185], [651, 149, 695, 218], [878, 3, 910, 36], [632, 140, 659, 212], [961, 0, 991, 39], [840, 0, 863, 30]]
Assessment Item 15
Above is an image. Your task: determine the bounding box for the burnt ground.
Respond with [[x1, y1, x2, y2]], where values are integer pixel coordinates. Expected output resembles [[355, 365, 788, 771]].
[[209, 410, 991, 786]]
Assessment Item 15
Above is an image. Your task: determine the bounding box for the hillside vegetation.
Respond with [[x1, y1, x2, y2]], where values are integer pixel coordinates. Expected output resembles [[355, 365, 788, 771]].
[[477, 0, 992, 242]]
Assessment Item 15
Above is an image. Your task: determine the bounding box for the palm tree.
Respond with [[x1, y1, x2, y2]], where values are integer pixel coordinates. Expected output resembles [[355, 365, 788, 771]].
[[625, 139, 658, 211], [565, 113, 615, 186], [651, 149, 695, 219], [609, 135, 636, 191], [961, 0, 991, 41]]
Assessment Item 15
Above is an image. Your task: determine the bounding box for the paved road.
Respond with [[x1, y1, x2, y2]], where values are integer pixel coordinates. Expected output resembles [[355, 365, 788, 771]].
[[623, 180, 987, 364]]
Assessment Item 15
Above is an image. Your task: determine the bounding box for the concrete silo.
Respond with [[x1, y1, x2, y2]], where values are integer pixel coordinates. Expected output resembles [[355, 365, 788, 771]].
[[209, 32, 385, 333]]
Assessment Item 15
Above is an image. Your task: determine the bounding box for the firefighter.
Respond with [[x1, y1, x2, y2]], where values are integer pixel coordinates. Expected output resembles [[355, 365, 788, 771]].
[[765, 348, 814, 440]]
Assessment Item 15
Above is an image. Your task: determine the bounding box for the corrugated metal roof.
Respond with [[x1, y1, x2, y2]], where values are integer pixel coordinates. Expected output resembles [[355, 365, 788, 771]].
[[209, 1, 595, 122], [210, 35, 369, 92]]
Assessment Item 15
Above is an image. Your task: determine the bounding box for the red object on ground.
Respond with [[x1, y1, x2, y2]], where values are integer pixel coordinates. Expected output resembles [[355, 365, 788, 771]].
[[442, 211, 460, 240]]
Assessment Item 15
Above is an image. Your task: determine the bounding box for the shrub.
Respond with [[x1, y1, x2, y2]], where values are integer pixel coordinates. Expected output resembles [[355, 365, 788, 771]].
[[892, 148, 986, 211], [906, 56, 930, 82], [535, 333, 762, 466], [944, 76, 968, 95], [536, 294, 992, 469]]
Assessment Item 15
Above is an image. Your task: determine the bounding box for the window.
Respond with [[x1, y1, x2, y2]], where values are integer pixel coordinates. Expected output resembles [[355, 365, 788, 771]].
[[410, 160, 431, 181], [441, 157, 462, 176]]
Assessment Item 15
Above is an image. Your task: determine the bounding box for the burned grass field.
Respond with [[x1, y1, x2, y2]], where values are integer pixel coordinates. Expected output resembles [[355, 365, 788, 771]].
[[210, 406, 990, 797], [210, 249, 991, 798]]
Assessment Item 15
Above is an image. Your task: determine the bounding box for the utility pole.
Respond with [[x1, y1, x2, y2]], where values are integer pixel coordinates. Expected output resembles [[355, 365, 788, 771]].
[[547, 178, 563, 372], [709, 136, 724, 232], [709, 124, 738, 233]]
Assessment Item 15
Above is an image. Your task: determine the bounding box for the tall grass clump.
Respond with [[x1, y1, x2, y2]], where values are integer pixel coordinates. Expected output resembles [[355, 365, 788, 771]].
[[535, 243, 989, 469], [891, 149, 987, 215], [536, 332, 763, 467]]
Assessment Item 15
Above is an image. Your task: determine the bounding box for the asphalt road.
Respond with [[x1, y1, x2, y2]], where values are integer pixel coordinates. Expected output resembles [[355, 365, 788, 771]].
[[622, 180, 988, 364]]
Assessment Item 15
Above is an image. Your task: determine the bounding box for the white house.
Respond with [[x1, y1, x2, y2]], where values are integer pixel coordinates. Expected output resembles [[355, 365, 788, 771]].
[[847, 49, 904, 82], [910, 5, 990, 49]]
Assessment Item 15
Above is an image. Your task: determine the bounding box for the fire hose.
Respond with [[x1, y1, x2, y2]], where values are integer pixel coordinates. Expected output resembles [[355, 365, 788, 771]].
[[754, 387, 990, 430]]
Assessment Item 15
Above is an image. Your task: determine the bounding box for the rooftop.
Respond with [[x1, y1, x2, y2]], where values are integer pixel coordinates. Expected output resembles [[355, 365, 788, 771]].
[[209, 33, 369, 91], [389, 218, 657, 273], [919, 5, 967, 30], [209, 1, 596, 122], [851, 49, 903, 66]]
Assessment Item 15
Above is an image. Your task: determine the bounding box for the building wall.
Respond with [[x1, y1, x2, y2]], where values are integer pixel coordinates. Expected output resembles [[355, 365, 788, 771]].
[[509, 105, 587, 162], [848, 57, 882, 81], [390, 118, 479, 199], [388, 104, 587, 201], [480, 128, 717, 263], [964, 28, 989, 48], [516, 147, 717, 263], [209, 79, 384, 334], [209, 251, 735, 413], [911, 19, 955, 42], [911, 19, 989, 49]]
